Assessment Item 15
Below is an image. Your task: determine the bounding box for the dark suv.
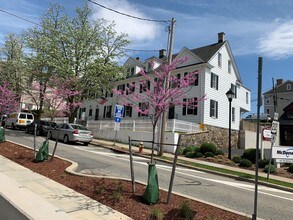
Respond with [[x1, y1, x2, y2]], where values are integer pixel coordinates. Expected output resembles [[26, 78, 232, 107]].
[[25, 120, 57, 136]]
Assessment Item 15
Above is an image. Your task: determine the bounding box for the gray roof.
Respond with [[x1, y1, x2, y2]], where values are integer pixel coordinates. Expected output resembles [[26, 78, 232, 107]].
[[264, 80, 293, 94], [190, 41, 226, 62]]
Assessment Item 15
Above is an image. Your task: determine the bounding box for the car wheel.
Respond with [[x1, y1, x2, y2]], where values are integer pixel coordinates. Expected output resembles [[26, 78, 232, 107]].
[[48, 131, 53, 140], [63, 135, 69, 144], [84, 142, 89, 146], [25, 127, 29, 133], [36, 129, 40, 136], [11, 123, 15, 130]]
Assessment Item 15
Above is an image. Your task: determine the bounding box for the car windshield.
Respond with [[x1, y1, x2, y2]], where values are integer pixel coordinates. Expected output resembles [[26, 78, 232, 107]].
[[71, 124, 88, 130], [19, 114, 26, 119]]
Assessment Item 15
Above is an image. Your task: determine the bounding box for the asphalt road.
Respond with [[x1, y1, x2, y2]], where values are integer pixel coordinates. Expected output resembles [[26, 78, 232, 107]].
[[5, 129, 293, 220]]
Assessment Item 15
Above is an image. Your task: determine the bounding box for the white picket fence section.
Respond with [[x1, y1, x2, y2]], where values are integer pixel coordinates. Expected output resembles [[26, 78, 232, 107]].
[[87, 119, 200, 133]]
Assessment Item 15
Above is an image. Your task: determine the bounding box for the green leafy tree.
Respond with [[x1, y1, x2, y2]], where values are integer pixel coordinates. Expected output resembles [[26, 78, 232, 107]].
[[23, 2, 130, 122], [0, 33, 27, 99]]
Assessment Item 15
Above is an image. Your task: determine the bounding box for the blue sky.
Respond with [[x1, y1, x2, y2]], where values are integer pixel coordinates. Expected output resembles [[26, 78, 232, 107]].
[[1, 0, 293, 114]]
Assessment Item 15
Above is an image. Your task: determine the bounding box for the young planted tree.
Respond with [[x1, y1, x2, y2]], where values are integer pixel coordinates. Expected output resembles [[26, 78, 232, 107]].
[[113, 58, 205, 163], [114, 58, 205, 204], [0, 81, 19, 115]]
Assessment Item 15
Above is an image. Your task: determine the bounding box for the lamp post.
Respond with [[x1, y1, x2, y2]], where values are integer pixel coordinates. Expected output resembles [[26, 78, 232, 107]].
[[226, 89, 235, 160]]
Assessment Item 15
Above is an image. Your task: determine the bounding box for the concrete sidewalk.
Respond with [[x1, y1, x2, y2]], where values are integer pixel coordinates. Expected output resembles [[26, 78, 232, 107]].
[[1, 138, 292, 220], [0, 155, 132, 220]]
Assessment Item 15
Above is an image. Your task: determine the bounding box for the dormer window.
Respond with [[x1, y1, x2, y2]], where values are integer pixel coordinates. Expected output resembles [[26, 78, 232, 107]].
[[130, 67, 135, 76]]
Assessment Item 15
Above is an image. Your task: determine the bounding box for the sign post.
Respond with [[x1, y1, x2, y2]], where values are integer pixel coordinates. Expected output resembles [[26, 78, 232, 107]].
[[267, 112, 278, 180], [113, 105, 124, 146], [261, 127, 271, 159]]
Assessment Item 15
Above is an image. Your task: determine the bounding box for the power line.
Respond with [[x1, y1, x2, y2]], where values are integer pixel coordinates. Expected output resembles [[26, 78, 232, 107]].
[[0, 9, 41, 27], [88, 0, 170, 23], [122, 48, 160, 52], [0, 8, 161, 54]]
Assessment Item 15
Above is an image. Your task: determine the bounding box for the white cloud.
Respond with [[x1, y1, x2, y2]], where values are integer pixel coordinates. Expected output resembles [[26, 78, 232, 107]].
[[91, 0, 161, 43], [258, 21, 293, 59]]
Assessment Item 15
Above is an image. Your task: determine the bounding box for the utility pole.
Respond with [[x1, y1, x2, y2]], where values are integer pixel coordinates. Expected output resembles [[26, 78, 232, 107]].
[[252, 56, 262, 220], [159, 17, 175, 156]]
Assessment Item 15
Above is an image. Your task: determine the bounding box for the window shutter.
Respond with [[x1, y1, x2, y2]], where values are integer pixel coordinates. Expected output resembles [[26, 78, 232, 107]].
[[183, 98, 186, 115], [210, 73, 213, 88], [103, 106, 106, 118], [215, 75, 219, 90], [109, 106, 112, 118], [216, 102, 218, 118], [210, 100, 213, 117], [194, 97, 198, 115], [138, 103, 141, 117], [129, 106, 132, 117]]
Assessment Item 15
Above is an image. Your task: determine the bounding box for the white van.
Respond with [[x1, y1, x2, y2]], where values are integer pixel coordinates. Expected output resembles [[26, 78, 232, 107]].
[[5, 112, 34, 130]]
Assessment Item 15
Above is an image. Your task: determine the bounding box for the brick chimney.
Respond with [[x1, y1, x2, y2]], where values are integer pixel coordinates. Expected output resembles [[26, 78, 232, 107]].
[[218, 32, 225, 43], [159, 49, 166, 59], [136, 57, 140, 61], [276, 79, 283, 85]]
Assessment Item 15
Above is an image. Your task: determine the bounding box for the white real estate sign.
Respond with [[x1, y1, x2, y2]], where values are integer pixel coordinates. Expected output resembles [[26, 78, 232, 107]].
[[272, 146, 293, 163]]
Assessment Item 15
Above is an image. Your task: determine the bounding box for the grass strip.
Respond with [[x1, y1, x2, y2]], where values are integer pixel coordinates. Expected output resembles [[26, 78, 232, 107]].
[[155, 155, 293, 189]]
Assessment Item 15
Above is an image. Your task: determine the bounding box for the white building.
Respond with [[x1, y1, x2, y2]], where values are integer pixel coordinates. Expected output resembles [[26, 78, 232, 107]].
[[80, 32, 250, 132]]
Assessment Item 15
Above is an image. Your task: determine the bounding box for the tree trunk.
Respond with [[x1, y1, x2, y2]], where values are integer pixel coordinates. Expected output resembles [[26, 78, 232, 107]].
[[150, 124, 156, 164]]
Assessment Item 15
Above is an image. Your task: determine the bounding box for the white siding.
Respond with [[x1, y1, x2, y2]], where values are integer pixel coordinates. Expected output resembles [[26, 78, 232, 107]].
[[81, 42, 251, 131], [203, 45, 243, 130]]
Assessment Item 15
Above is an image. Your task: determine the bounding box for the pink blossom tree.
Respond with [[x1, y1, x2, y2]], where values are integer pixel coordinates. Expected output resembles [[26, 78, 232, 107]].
[[44, 77, 81, 121], [113, 58, 206, 163], [27, 78, 81, 121], [0, 81, 19, 115]]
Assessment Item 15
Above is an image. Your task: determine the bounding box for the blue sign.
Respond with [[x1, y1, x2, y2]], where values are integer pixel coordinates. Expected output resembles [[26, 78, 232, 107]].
[[114, 105, 124, 123], [115, 117, 121, 122]]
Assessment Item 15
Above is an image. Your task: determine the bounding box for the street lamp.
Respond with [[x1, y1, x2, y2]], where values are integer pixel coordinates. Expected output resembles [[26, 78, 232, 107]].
[[226, 89, 235, 160]]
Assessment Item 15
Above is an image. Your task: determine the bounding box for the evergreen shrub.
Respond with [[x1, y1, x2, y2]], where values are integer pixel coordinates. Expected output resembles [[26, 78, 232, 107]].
[[241, 148, 260, 164], [239, 159, 252, 168], [200, 142, 217, 155], [264, 164, 276, 173]]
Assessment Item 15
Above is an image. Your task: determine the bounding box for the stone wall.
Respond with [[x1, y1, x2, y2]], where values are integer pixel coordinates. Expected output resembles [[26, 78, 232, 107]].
[[180, 125, 239, 149]]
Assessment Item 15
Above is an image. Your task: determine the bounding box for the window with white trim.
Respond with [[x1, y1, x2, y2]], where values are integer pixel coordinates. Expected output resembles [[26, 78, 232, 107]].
[[182, 97, 198, 115], [231, 83, 237, 98], [103, 105, 112, 118], [228, 60, 231, 73], [210, 100, 218, 118], [232, 107, 235, 122], [287, 84, 292, 90], [124, 105, 132, 117], [218, 52, 222, 67], [211, 72, 219, 90], [138, 102, 149, 117]]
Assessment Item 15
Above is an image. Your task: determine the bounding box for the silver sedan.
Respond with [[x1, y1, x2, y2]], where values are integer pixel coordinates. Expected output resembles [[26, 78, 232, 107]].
[[48, 123, 93, 145]]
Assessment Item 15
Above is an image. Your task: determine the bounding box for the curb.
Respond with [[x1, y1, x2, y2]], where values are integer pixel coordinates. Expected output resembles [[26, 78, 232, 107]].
[[90, 141, 293, 193]]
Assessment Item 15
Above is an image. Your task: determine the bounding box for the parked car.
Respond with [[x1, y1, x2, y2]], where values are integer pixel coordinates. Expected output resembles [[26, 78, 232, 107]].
[[244, 113, 272, 122], [0, 114, 7, 127], [5, 112, 34, 130], [25, 120, 57, 136], [48, 123, 93, 145]]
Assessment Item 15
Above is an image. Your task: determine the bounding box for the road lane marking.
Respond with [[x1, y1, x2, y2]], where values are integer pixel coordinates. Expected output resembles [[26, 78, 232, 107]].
[[72, 145, 293, 200]]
